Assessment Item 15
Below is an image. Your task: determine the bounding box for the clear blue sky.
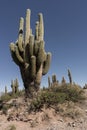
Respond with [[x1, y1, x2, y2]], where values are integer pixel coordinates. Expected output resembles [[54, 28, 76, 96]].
[[0, 0, 87, 92]]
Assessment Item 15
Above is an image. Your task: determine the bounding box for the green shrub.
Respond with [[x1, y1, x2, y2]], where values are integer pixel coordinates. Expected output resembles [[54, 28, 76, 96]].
[[0, 94, 12, 102], [0, 89, 25, 102], [29, 83, 84, 112]]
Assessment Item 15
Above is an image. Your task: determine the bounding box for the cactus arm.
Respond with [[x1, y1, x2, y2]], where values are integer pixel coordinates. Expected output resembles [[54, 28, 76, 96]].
[[37, 41, 45, 64], [34, 40, 39, 55], [15, 46, 24, 63], [25, 9, 31, 45], [38, 13, 44, 41], [42, 52, 52, 75], [19, 17, 24, 32], [35, 64, 43, 85], [18, 34, 24, 52], [25, 35, 34, 64], [24, 9, 31, 63], [35, 21, 39, 40], [10, 43, 22, 66], [30, 56, 36, 79], [28, 35, 34, 57], [18, 17, 24, 52]]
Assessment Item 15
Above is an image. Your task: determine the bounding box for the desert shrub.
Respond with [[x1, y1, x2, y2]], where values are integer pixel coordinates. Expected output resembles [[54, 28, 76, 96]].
[[50, 83, 84, 102], [0, 103, 12, 115], [6, 125, 16, 130], [29, 83, 84, 112], [0, 94, 12, 102], [0, 89, 25, 102], [29, 97, 44, 112], [2, 105, 8, 115]]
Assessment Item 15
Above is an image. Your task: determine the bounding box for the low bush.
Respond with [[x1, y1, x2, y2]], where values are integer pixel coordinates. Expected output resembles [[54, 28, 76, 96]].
[[29, 83, 84, 112], [0, 94, 12, 102], [0, 89, 25, 102], [6, 125, 16, 130]]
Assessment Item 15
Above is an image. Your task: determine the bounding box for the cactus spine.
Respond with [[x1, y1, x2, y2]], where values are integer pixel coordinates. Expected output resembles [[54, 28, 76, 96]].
[[10, 9, 51, 97]]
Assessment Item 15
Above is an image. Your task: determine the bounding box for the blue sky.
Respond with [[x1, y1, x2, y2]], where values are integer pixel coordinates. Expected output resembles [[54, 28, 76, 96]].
[[0, 0, 87, 92]]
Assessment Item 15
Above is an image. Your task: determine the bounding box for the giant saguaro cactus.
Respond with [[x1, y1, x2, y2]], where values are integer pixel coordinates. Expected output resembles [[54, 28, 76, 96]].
[[10, 9, 51, 97]]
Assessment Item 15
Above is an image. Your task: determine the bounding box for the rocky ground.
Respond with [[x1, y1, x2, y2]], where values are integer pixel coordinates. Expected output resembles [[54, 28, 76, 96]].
[[0, 90, 87, 130]]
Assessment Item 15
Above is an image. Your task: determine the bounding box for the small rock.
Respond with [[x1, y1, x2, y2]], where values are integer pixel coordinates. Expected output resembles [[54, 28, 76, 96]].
[[85, 110, 87, 113], [58, 119, 63, 122], [67, 122, 72, 127], [67, 122, 76, 127], [72, 122, 76, 127]]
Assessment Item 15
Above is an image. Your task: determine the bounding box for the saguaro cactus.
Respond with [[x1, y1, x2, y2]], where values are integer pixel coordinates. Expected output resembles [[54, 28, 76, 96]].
[[52, 74, 57, 83], [10, 9, 51, 97], [5, 86, 7, 94], [11, 79, 19, 94], [48, 76, 51, 87], [11, 80, 15, 94], [68, 69, 72, 84], [61, 76, 66, 84], [14, 78, 19, 93]]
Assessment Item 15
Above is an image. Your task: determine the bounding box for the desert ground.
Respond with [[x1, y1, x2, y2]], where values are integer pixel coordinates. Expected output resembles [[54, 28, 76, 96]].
[[0, 89, 87, 130]]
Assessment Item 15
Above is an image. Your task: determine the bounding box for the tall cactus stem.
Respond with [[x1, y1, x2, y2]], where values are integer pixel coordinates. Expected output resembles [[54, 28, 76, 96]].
[[19, 17, 24, 32], [38, 13, 44, 41], [28, 35, 34, 57], [18, 17, 24, 52], [35, 21, 39, 40], [25, 9, 31, 45], [30, 56, 36, 79]]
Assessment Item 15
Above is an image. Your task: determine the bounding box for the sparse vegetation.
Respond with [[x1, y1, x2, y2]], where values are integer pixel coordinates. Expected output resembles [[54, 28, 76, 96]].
[[28, 83, 85, 112], [0, 90, 24, 102], [55, 101, 83, 119], [0, 93, 12, 102], [0, 89, 25, 115], [6, 125, 16, 130]]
